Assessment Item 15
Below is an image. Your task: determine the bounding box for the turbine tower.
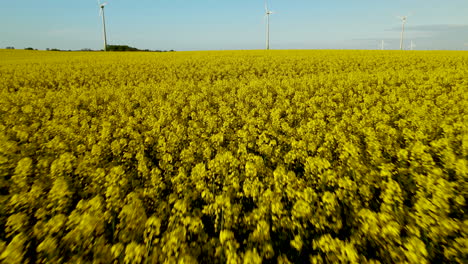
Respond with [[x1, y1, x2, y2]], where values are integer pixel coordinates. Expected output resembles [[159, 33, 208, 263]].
[[264, 0, 274, 50], [410, 40, 416, 50], [381, 40, 385, 50], [98, 0, 108, 51], [398, 15, 408, 50]]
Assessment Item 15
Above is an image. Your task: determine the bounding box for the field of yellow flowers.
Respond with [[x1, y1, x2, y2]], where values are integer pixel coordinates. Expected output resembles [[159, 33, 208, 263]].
[[0, 49, 467, 263]]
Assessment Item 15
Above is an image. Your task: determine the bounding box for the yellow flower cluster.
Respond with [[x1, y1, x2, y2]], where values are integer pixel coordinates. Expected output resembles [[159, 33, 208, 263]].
[[0, 49, 466, 263]]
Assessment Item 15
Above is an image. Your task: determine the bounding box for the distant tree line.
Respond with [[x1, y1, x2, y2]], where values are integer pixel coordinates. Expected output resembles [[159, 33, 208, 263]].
[[4, 45, 175, 52], [106, 45, 139, 51], [105, 45, 175, 52], [4, 47, 37, 50]]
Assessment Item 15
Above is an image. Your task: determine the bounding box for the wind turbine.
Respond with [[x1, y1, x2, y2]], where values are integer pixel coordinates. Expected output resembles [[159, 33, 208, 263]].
[[397, 13, 414, 50], [98, 0, 108, 51], [264, 0, 274, 50], [381, 40, 385, 50], [398, 15, 408, 50], [410, 40, 416, 50]]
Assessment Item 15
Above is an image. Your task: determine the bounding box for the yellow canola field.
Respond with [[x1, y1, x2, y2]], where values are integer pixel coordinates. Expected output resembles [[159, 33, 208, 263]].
[[0, 49, 467, 263]]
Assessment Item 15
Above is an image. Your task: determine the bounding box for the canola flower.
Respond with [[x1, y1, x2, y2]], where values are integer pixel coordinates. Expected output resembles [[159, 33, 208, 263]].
[[0, 49, 467, 263]]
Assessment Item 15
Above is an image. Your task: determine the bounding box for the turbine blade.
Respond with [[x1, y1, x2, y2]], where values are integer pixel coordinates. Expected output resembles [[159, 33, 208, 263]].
[[264, 0, 268, 12], [397, 15, 407, 20]]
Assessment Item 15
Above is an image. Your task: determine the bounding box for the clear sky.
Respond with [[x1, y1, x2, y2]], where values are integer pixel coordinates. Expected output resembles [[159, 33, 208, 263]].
[[1, 0, 467, 51]]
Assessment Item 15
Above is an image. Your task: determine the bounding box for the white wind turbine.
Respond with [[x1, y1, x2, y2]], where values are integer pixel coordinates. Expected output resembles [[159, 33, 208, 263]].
[[397, 15, 408, 50], [410, 40, 416, 50], [380, 40, 386, 50], [264, 0, 275, 50], [397, 13, 413, 50], [98, 0, 108, 51]]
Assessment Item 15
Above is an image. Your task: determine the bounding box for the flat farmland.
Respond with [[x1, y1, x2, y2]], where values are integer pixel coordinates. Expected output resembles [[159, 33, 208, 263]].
[[0, 50, 467, 263]]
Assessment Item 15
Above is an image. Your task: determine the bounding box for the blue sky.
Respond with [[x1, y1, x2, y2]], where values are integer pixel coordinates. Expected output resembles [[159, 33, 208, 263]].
[[1, 0, 467, 51]]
